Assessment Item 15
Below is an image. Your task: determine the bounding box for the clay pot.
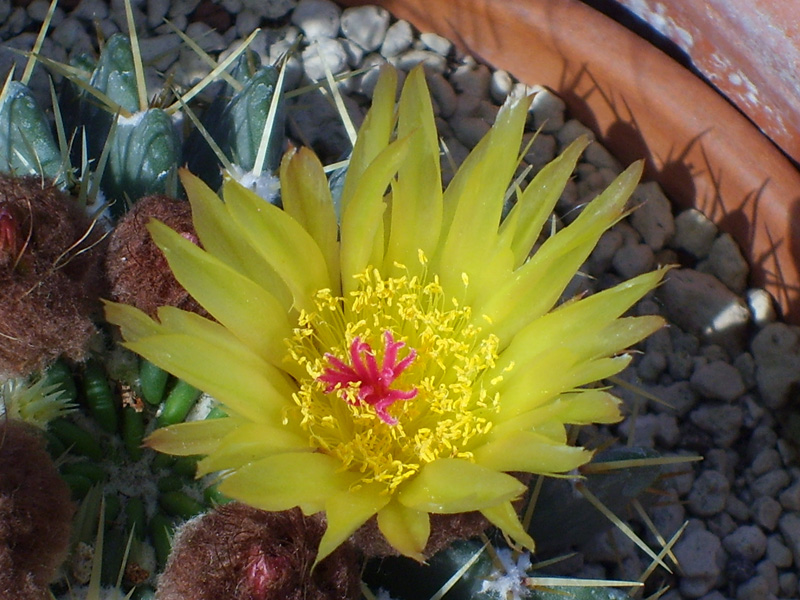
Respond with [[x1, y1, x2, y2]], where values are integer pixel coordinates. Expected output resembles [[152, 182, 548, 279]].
[[338, 0, 800, 325], [585, 0, 800, 168]]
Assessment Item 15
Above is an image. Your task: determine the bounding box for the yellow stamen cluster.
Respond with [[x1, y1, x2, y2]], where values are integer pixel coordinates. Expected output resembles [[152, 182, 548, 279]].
[[287, 264, 504, 491]]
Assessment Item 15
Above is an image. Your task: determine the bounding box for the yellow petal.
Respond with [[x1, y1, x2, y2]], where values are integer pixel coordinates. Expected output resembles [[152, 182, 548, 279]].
[[490, 390, 622, 441], [473, 431, 593, 474], [103, 301, 163, 341], [315, 483, 390, 566], [218, 452, 355, 514], [179, 169, 293, 310], [147, 219, 293, 369], [476, 161, 644, 342], [223, 179, 331, 312], [384, 66, 442, 276], [499, 135, 590, 269], [340, 135, 412, 294], [433, 92, 531, 300], [480, 501, 536, 552], [144, 416, 246, 456], [498, 354, 632, 419], [340, 65, 397, 212], [196, 421, 310, 476], [377, 500, 430, 561], [397, 458, 526, 513], [280, 147, 341, 292], [489, 268, 668, 375], [126, 334, 292, 423]]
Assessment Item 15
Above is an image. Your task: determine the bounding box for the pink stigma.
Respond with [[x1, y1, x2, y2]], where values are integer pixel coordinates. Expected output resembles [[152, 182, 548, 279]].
[[318, 331, 418, 425]]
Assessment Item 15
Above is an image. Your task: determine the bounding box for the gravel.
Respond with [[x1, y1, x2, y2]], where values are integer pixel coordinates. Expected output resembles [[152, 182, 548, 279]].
[[3, 2, 800, 599]]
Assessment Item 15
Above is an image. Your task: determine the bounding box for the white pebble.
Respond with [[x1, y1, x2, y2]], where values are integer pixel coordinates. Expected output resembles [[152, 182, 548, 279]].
[[301, 38, 348, 80], [340, 38, 364, 68], [291, 0, 341, 40], [391, 49, 447, 73], [489, 69, 513, 104], [530, 87, 566, 133], [185, 22, 226, 52], [138, 34, 181, 72], [168, 0, 201, 18], [257, 0, 298, 19], [746, 288, 776, 327], [340, 5, 390, 52], [380, 19, 413, 57], [450, 62, 491, 97], [419, 32, 453, 56]]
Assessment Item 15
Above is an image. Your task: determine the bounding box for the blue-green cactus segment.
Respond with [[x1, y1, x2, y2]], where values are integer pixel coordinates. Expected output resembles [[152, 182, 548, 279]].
[[527, 446, 666, 554], [186, 62, 285, 190], [364, 539, 633, 600], [89, 33, 141, 114], [0, 81, 63, 183], [104, 108, 181, 216]]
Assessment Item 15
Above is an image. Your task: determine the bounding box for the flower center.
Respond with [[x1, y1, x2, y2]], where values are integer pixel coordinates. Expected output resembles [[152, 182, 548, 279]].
[[287, 264, 503, 491], [318, 331, 418, 425]]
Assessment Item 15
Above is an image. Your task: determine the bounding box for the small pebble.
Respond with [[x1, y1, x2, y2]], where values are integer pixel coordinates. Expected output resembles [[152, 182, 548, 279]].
[[452, 116, 490, 149], [657, 268, 750, 351], [766, 534, 793, 568], [530, 87, 566, 133], [723, 525, 767, 561], [301, 37, 349, 80], [612, 242, 655, 279], [391, 49, 447, 73], [380, 19, 413, 57], [689, 404, 743, 448], [778, 512, 800, 569], [734, 575, 770, 600], [688, 470, 730, 517], [752, 496, 782, 531], [751, 322, 800, 409], [698, 232, 749, 293], [672, 208, 718, 259], [674, 526, 724, 598], [778, 481, 800, 511], [340, 5, 390, 52], [291, 0, 341, 40], [419, 32, 452, 56], [489, 69, 513, 104], [690, 360, 746, 402], [629, 181, 675, 251], [751, 470, 791, 498], [746, 288, 777, 326], [779, 572, 798, 597], [751, 448, 782, 477]]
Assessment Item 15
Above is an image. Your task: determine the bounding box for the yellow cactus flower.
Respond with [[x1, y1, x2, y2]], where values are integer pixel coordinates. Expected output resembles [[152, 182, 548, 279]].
[[104, 65, 667, 563]]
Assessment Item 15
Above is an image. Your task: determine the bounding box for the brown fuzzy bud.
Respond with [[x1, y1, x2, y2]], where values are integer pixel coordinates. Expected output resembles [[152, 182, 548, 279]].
[[0, 419, 75, 599], [105, 195, 205, 318], [156, 504, 361, 600], [0, 175, 106, 377]]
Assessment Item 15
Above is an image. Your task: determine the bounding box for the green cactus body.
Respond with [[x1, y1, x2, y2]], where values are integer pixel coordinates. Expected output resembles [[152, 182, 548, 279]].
[[0, 81, 63, 183], [65, 33, 181, 215], [104, 108, 180, 216], [186, 57, 284, 193]]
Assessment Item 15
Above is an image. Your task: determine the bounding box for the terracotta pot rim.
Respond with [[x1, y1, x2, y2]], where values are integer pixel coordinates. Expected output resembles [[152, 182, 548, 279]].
[[338, 0, 800, 325]]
